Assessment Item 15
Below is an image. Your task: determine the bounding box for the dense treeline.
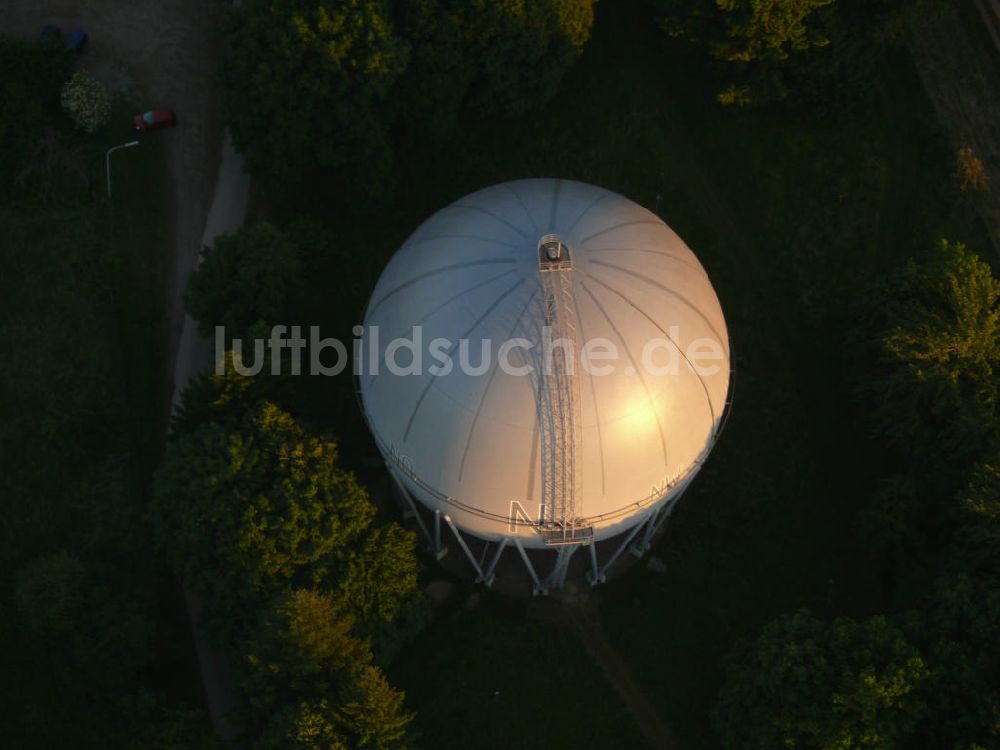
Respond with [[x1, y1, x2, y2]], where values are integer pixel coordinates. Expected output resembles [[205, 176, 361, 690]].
[[219, 0, 597, 197], [712, 241, 1000, 749], [653, 0, 935, 108], [164, 239, 424, 747]]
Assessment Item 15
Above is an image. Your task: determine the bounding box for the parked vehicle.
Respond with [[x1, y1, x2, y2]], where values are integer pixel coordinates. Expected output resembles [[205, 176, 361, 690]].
[[39, 25, 87, 52], [133, 110, 177, 132], [66, 28, 88, 53]]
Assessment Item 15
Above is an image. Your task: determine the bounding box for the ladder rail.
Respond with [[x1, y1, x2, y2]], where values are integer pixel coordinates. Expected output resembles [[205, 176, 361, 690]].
[[536, 236, 587, 545]]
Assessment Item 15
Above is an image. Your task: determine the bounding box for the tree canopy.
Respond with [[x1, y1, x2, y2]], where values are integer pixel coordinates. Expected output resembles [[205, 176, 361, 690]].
[[873, 240, 1000, 475], [220, 0, 596, 193], [713, 610, 928, 750], [155, 383, 420, 747], [185, 222, 305, 341], [220, 0, 408, 192], [153, 401, 376, 615], [654, 0, 915, 107]]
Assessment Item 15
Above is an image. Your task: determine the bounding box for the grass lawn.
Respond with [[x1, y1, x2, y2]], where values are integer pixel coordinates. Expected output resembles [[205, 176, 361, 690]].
[[0, 101, 202, 736], [271, 1, 993, 747], [0, 102, 170, 568], [390, 580, 651, 750]]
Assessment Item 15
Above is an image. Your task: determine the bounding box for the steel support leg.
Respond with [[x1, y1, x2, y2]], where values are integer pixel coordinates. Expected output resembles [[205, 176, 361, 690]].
[[598, 521, 645, 580], [388, 468, 432, 549], [631, 506, 662, 558], [481, 537, 509, 587], [651, 499, 675, 537], [433, 509, 448, 561], [586, 541, 605, 586], [514, 537, 545, 596], [443, 515, 488, 583], [546, 544, 578, 590]]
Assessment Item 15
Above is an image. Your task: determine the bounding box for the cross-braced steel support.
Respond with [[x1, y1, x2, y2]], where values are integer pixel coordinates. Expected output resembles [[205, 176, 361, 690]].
[[587, 540, 605, 586], [481, 537, 509, 587], [443, 515, 491, 585], [514, 537, 545, 595], [432, 509, 448, 561], [592, 519, 645, 582], [631, 505, 663, 558], [546, 543, 579, 590], [388, 468, 433, 550]]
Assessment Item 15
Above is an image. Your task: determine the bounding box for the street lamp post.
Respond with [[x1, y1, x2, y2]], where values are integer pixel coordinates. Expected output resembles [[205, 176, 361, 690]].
[[106, 140, 140, 198]]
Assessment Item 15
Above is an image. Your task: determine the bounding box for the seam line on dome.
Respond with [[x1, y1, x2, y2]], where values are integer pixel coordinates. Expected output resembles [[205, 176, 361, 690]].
[[589, 259, 730, 359], [580, 280, 669, 468], [402, 278, 526, 442], [584, 272, 717, 430], [457, 287, 540, 482], [367, 258, 516, 319], [588, 245, 709, 278], [364, 268, 518, 389], [502, 183, 539, 235], [565, 190, 614, 233], [573, 290, 607, 497], [578, 219, 664, 245], [450, 203, 529, 240], [526, 415, 539, 503], [403, 233, 521, 250]]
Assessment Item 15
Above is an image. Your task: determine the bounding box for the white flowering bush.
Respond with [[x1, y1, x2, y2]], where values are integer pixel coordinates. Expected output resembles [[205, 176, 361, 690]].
[[60, 72, 111, 133]]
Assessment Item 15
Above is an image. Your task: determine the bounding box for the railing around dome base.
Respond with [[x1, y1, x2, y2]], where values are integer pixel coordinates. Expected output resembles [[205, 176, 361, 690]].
[[387, 463, 685, 595]]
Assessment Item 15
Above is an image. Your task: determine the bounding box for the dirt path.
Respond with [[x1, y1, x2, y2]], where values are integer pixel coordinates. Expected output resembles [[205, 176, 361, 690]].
[[530, 594, 679, 750], [909, 2, 1000, 254]]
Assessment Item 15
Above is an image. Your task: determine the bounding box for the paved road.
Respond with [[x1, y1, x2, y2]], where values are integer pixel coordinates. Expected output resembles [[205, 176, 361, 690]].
[[170, 132, 250, 404], [175, 131, 250, 744]]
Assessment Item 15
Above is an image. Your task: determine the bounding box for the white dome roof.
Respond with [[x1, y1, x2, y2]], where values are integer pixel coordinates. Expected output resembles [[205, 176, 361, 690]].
[[360, 179, 730, 546]]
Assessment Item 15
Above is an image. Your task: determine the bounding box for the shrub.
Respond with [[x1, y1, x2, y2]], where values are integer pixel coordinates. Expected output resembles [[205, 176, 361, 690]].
[[60, 71, 111, 133]]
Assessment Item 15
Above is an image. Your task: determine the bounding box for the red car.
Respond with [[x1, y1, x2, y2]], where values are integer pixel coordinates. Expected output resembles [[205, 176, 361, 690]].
[[133, 110, 177, 132]]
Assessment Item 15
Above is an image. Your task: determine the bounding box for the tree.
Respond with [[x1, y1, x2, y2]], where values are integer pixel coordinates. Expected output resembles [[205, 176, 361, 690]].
[[185, 222, 305, 341], [917, 575, 1000, 749], [219, 0, 408, 194], [713, 610, 928, 750], [711, 0, 835, 64], [255, 673, 412, 750], [334, 665, 412, 750], [326, 522, 418, 628], [60, 71, 111, 133], [154, 398, 418, 646], [221, 1, 596, 189], [873, 240, 1000, 475], [153, 402, 376, 622], [957, 458, 1000, 576], [242, 588, 373, 713], [657, 0, 836, 104], [459, 0, 597, 116], [257, 699, 352, 750], [958, 146, 990, 194]]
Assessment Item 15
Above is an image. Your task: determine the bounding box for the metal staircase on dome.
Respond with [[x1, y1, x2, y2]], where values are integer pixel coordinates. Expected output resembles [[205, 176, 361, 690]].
[[536, 234, 593, 550]]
